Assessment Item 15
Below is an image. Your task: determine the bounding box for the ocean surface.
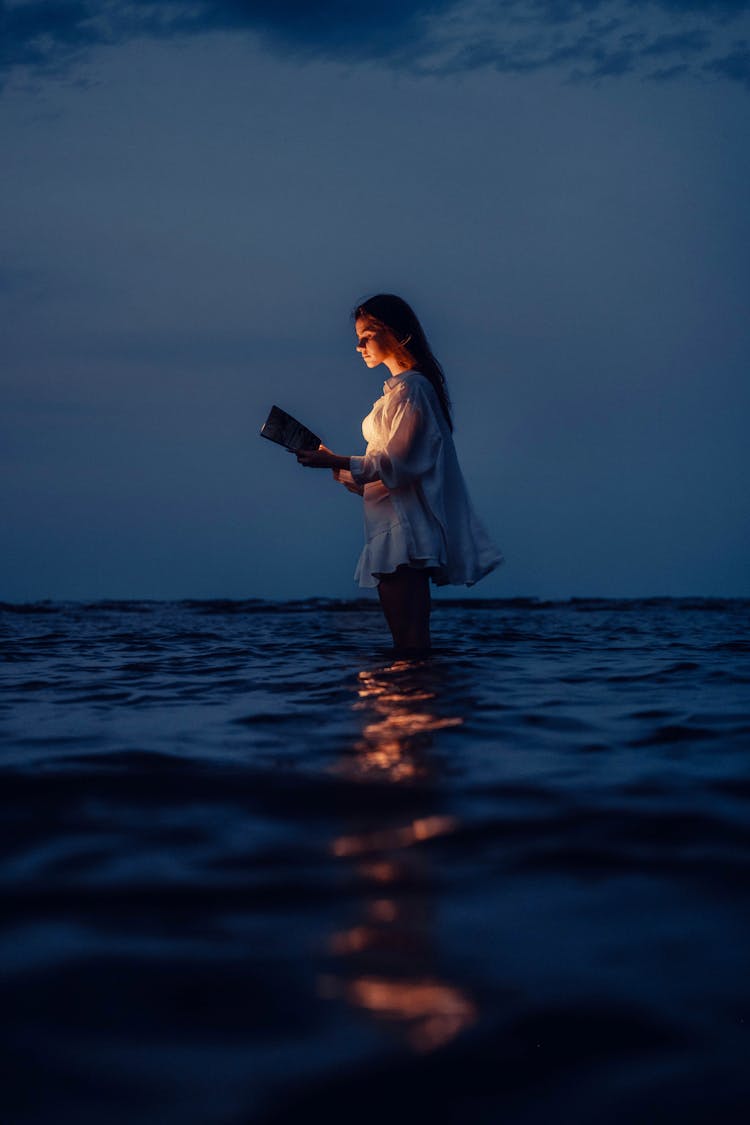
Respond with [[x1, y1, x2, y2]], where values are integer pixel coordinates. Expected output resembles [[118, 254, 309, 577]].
[[1, 596, 749, 1124]]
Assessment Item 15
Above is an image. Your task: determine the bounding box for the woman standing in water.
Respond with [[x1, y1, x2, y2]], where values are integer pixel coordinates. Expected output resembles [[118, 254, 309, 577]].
[[297, 294, 502, 654]]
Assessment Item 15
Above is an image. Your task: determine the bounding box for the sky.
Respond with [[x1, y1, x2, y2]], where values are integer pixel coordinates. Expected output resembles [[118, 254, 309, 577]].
[[2, 0, 749, 601]]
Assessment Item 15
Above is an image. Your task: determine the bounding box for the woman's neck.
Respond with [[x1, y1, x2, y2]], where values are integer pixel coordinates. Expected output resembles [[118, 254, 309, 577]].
[[383, 356, 415, 377]]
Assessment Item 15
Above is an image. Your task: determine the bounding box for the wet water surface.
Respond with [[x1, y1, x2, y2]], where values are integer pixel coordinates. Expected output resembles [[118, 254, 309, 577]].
[[1, 597, 749, 1123]]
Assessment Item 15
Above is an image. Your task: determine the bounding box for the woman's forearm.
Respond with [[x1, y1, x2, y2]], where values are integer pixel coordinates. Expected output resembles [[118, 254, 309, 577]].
[[296, 447, 351, 470]]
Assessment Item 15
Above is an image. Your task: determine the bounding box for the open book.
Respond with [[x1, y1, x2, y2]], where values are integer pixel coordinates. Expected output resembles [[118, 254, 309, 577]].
[[259, 405, 321, 453]]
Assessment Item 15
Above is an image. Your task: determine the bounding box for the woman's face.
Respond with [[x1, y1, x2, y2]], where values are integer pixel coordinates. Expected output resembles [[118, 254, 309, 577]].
[[355, 316, 397, 369]]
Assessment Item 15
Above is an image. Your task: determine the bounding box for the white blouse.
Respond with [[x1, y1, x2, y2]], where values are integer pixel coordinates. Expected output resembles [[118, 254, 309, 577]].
[[348, 369, 503, 588]]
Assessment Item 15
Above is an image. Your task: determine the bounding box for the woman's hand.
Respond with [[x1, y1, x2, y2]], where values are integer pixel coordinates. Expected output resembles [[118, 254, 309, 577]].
[[333, 467, 364, 496], [296, 444, 344, 470]]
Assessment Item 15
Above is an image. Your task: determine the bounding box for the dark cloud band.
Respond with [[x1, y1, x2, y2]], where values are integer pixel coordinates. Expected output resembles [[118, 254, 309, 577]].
[[1, 0, 749, 89]]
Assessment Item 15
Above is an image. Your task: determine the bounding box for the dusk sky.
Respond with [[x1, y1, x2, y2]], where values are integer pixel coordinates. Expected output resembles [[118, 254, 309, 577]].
[[2, 0, 749, 601]]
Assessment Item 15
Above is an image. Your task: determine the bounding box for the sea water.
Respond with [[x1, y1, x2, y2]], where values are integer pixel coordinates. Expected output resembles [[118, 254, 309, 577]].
[[1, 597, 749, 1123]]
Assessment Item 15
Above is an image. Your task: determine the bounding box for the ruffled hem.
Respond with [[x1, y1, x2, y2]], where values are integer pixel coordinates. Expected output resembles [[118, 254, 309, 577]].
[[355, 533, 504, 589], [435, 548, 505, 587], [354, 523, 444, 589]]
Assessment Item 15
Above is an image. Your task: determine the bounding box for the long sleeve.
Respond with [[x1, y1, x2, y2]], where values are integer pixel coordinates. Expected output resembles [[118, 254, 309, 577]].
[[350, 384, 440, 490]]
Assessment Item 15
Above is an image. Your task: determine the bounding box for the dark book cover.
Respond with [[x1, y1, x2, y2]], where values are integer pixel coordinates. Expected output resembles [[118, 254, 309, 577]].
[[260, 405, 321, 453]]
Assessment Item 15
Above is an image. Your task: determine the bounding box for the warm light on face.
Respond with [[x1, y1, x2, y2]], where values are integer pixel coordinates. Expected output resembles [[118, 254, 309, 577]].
[[355, 316, 398, 369]]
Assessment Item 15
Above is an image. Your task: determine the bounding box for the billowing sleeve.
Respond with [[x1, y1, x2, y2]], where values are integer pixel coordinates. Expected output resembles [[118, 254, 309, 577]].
[[350, 384, 440, 489]]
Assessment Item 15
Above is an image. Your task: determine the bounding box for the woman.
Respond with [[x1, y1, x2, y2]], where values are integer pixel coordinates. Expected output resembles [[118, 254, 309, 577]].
[[297, 294, 502, 654]]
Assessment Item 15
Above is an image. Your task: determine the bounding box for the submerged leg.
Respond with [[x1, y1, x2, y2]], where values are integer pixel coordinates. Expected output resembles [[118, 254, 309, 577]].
[[377, 566, 431, 653]]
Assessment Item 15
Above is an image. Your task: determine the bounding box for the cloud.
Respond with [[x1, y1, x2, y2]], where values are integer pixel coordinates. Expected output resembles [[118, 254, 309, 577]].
[[2, 0, 750, 89], [704, 38, 750, 84], [0, 2, 100, 77], [419, 1, 750, 83], [640, 28, 711, 54]]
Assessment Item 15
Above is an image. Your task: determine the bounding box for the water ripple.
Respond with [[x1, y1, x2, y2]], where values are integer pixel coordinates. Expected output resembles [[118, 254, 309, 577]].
[[1, 598, 749, 1123]]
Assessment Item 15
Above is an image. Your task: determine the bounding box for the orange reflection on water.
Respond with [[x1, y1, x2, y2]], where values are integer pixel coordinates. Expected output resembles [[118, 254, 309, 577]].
[[334, 662, 463, 783], [343, 975, 478, 1053], [356, 712, 462, 781], [321, 659, 475, 1054], [357, 860, 400, 884], [368, 898, 398, 922], [331, 814, 458, 858], [329, 925, 376, 955]]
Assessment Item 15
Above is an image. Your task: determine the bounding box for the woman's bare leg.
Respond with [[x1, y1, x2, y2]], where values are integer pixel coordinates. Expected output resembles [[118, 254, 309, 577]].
[[377, 566, 431, 653]]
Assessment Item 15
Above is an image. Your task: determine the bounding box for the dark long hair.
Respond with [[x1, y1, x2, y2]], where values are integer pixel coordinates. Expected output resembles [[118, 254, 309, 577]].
[[353, 293, 453, 432]]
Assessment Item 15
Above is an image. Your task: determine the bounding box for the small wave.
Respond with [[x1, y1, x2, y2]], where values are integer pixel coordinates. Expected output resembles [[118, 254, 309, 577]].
[[0, 601, 62, 614], [254, 1001, 686, 1125], [628, 708, 675, 719], [522, 713, 594, 732], [629, 724, 715, 746], [607, 661, 702, 683]]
